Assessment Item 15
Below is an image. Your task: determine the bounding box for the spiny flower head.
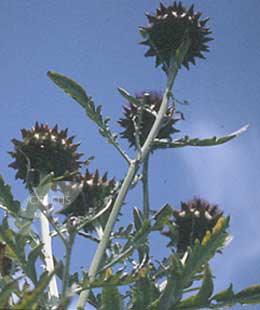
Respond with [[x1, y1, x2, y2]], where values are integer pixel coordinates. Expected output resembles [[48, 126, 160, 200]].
[[59, 169, 116, 232], [165, 198, 223, 255], [9, 122, 83, 187], [118, 91, 180, 148], [140, 1, 213, 69]]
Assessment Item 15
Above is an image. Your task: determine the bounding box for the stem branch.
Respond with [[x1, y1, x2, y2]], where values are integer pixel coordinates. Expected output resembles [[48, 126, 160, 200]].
[[142, 154, 150, 219]]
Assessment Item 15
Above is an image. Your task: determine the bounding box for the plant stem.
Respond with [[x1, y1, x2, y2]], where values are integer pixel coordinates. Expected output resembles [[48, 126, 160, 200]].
[[62, 232, 75, 299], [76, 55, 179, 310], [40, 194, 59, 299], [142, 154, 150, 219]]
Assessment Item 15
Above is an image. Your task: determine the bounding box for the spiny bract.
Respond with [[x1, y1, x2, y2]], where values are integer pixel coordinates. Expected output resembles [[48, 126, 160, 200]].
[[140, 1, 213, 69], [9, 122, 83, 187]]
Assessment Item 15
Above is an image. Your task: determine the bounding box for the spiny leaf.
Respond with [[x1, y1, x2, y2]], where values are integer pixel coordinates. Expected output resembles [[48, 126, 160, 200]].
[[13, 271, 56, 309], [131, 274, 160, 309], [101, 270, 124, 310], [183, 217, 230, 287], [176, 265, 214, 309], [83, 265, 150, 290], [0, 217, 26, 265], [154, 125, 249, 149], [156, 255, 184, 309], [0, 278, 20, 308], [26, 243, 44, 284], [101, 220, 151, 271], [210, 284, 260, 308], [211, 284, 234, 303], [197, 265, 214, 303], [0, 176, 20, 214], [101, 286, 124, 310], [47, 71, 89, 108]]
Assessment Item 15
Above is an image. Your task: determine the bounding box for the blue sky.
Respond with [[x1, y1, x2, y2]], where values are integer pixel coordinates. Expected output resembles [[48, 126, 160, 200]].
[[1, 1, 260, 309]]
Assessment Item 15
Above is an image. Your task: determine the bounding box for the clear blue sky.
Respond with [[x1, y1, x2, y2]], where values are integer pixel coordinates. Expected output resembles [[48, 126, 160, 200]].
[[1, 1, 260, 309]]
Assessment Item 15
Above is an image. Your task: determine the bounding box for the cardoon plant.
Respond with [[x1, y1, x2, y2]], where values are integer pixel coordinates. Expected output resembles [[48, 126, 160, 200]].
[[0, 2, 259, 310]]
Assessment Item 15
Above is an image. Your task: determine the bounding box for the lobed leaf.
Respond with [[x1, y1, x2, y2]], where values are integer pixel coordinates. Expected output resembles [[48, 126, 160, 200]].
[[48, 71, 130, 163], [13, 271, 56, 309], [101, 270, 124, 310], [153, 125, 249, 149], [0, 176, 20, 214], [0, 278, 20, 309], [176, 265, 214, 309], [182, 217, 230, 287], [26, 243, 44, 284]]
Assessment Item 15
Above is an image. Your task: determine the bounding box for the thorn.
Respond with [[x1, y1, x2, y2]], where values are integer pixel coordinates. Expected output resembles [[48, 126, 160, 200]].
[[187, 4, 194, 15]]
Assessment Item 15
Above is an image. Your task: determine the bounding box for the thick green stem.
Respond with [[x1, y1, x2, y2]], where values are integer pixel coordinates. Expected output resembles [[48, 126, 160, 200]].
[[142, 154, 150, 219], [76, 55, 179, 310]]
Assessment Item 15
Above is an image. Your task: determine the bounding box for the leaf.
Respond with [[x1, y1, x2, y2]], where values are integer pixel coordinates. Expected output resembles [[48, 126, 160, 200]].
[[0, 278, 20, 309], [101, 286, 124, 310], [197, 265, 214, 303], [48, 71, 130, 163], [26, 243, 44, 284], [152, 203, 173, 231], [174, 33, 191, 69], [210, 284, 260, 308], [236, 284, 260, 304], [156, 255, 184, 309], [13, 271, 55, 309], [83, 265, 150, 290], [131, 274, 160, 309], [101, 220, 151, 271], [154, 125, 249, 149], [47, 71, 89, 108], [117, 87, 143, 107], [0, 176, 20, 214], [83, 156, 95, 166], [133, 208, 144, 232], [176, 265, 214, 309], [182, 217, 230, 287], [0, 217, 26, 265], [133, 208, 148, 263], [101, 270, 124, 310], [211, 284, 234, 303]]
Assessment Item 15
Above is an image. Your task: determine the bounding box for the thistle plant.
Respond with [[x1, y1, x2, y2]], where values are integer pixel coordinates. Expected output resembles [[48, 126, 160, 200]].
[[0, 2, 259, 310]]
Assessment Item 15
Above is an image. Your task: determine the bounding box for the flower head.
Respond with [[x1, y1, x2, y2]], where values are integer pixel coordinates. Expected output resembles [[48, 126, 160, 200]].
[[9, 122, 83, 187], [59, 169, 116, 232], [165, 198, 223, 255], [140, 1, 213, 69], [118, 91, 179, 148]]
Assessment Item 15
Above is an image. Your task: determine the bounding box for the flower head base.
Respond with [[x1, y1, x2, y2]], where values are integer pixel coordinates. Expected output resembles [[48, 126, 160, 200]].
[[9, 122, 83, 187], [59, 169, 116, 232], [118, 91, 179, 148], [140, 1, 213, 69], [172, 198, 223, 255]]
